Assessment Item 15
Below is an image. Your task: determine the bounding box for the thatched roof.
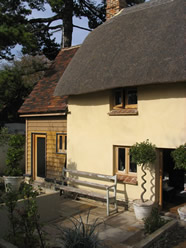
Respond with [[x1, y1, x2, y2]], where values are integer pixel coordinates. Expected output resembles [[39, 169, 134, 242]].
[[19, 46, 79, 115], [55, 0, 186, 97]]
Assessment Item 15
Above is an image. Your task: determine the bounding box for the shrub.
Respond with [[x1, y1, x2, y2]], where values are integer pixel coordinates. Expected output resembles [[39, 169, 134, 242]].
[[3, 182, 46, 248], [130, 139, 156, 165], [171, 143, 186, 170], [61, 210, 103, 248], [144, 208, 168, 235], [5, 134, 25, 176]]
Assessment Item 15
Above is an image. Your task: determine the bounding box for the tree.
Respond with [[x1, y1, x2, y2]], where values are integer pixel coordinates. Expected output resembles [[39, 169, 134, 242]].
[[130, 140, 156, 203], [0, 0, 106, 60], [0, 55, 50, 123], [0, 0, 145, 61]]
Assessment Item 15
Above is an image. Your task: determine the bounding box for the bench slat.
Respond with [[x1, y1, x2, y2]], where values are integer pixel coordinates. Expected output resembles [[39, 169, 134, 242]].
[[58, 185, 115, 199], [63, 177, 116, 190], [63, 169, 116, 181], [60, 168, 118, 216]]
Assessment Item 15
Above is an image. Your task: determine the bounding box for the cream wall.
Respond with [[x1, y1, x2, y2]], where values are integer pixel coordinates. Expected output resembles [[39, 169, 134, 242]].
[[67, 83, 186, 202]]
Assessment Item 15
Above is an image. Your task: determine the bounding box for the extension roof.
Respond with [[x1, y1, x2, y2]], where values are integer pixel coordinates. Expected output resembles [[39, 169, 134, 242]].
[[55, 0, 186, 97], [19, 46, 79, 115]]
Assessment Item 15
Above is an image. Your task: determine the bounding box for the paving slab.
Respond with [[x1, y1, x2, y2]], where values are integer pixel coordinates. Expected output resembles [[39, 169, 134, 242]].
[[98, 223, 135, 243], [43, 197, 145, 248]]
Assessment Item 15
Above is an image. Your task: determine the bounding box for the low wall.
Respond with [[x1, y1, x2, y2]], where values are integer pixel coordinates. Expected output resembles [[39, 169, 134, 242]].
[[0, 191, 60, 238]]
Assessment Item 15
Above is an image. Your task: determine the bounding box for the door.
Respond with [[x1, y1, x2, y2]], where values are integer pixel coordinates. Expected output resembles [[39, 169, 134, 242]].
[[33, 134, 46, 180]]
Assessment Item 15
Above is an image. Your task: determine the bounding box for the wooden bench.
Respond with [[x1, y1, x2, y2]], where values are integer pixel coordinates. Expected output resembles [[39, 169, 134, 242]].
[[57, 168, 118, 216]]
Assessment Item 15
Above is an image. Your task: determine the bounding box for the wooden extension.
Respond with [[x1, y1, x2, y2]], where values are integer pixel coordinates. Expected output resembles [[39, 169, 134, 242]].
[[58, 168, 118, 216]]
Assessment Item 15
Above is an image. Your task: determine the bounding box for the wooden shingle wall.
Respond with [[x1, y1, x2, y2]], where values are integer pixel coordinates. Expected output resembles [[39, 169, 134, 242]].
[[26, 116, 67, 181]]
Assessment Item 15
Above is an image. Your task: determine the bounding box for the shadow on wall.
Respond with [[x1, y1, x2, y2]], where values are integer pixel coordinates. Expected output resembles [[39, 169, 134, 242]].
[[149, 166, 155, 202], [67, 160, 78, 180], [117, 183, 129, 209]]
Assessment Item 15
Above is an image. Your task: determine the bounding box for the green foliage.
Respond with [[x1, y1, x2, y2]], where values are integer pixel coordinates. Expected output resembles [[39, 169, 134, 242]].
[[61, 210, 103, 248], [130, 140, 156, 202], [5, 134, 25, 176], [144, 208, 168, 235], [0, 0, 145, 60], [0, 127, 9, 146], [171, 143, 186, 170], [130, 139, 156, 166], [0, 55, 49, 122], [3, 182, 46, 248]]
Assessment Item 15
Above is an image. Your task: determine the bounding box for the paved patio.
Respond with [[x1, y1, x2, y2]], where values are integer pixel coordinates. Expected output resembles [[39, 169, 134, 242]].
[[43, 197, 145, 248]]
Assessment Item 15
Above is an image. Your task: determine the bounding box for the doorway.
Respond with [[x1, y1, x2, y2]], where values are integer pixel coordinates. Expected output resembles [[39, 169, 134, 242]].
[[161, 149, 184, 209], [32, 134, 46, 180]]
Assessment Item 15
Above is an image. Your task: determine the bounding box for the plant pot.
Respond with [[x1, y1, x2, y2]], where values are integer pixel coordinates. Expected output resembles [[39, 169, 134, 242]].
[[3, 176, 23, 192], [133, 199, 154, 220], [177, 205, 186, 221]]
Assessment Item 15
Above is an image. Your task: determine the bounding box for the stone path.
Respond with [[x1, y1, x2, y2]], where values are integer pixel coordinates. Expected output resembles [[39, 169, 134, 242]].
[[43, 197, 144, 248]]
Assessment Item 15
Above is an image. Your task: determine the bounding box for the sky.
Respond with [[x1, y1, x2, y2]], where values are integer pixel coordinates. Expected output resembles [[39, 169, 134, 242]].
[[0, 0, 149, 65], [0, 1, 102, 66], [29, 3, 96, 47]]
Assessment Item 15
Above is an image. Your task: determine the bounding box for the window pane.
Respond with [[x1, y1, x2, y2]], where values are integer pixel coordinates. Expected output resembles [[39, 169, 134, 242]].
[[37, 137, 46, 178], [129, 154, 137, 172], [64, 135, 67, 150], [59, 135, 63, 150], [118, 148, 125, 171], [127, 89, 137, 105], [115, 90, 122, 105]]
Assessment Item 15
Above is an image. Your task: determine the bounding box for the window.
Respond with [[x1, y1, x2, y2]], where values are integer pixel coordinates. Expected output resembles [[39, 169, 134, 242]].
[[113, 87, 137, 109], [56, 133, 67, 154], [114, 146, 137, 174]]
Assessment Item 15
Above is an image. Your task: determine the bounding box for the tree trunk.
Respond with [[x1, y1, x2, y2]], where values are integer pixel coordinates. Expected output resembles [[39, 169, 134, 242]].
[[63, 0, 73, 48], [141, 163, 147, 202]]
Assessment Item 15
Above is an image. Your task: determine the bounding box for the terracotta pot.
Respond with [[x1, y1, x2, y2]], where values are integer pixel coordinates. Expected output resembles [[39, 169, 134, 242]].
[[133, 199, 154, 220], [3, 176, 23, 192]]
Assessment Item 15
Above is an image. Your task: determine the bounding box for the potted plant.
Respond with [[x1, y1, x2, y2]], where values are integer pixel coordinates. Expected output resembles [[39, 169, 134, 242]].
[[2, 131, 25, 191], [171, 143, 186, 221], [130, 140, 156, 220]]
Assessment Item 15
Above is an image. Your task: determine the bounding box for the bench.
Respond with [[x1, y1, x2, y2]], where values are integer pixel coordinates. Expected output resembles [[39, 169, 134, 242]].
[[57, 168, 118, 216]]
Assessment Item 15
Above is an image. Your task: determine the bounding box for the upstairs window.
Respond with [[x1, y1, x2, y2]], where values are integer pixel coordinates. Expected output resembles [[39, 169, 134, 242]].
[[113, 87, 137, 109], [56, 133, 67, 154]]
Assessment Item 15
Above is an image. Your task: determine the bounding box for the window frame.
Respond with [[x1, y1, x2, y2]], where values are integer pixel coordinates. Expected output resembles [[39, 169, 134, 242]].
[[125, 88, 138, 109], [114, 146, 137, 175], [56, 133, 67, 154], [113, 87, 137, 110]]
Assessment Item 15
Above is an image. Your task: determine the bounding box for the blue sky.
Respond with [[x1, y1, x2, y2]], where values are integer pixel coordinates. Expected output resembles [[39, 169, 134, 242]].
[[0, 1, 101, 66], [1, 1, 149, 64], [29, 2, 99, 47]]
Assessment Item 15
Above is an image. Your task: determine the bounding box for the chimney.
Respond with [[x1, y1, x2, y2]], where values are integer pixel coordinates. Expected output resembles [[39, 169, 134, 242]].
[[106, 0, 127, 20]]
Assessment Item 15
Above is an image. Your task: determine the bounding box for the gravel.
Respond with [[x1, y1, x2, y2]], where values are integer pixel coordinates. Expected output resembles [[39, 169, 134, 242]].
[[151, 221, 186, 248]]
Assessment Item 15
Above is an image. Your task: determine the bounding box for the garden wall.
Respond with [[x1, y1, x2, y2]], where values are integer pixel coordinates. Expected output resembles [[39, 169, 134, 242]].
[[0, 191, 60, 238]]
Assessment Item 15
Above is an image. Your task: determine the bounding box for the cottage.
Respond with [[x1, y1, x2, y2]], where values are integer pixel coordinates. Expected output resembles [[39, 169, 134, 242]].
[[55, 0, 186, 207], [19, 46, 79, 182]]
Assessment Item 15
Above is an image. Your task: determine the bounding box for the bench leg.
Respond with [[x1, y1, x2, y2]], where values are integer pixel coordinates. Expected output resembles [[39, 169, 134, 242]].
[[113, 187, 118, 212], [107, 189, 110, 216]]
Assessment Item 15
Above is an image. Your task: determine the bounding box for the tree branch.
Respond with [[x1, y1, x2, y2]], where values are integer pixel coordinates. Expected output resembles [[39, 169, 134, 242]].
[[73, 24, 92, 32], [29, 14, 61, 24], [81, 0, 104, 20]]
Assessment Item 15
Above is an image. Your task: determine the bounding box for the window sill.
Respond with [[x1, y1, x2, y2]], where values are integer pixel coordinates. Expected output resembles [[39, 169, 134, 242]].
[[108, 108, 138, 116], [56, 151, 67, 155], [116, 173, 138, 185]]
